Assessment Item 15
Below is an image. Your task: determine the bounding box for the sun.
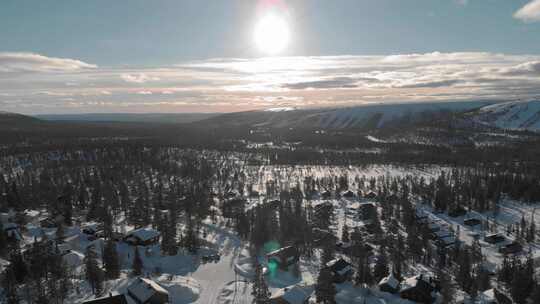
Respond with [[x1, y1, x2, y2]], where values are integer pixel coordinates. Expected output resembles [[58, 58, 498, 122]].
[[254, 14, 290, 55]]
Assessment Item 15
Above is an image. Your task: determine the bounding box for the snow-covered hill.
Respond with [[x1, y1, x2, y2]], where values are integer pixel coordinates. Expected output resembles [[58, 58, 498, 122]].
[[472, 99, 540, 132], [200, 101, 493, 130]]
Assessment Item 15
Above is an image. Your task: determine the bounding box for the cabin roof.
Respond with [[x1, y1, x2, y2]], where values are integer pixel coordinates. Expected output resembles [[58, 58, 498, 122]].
[[126, 227, 160, 242], [127, 278, 168, 303]]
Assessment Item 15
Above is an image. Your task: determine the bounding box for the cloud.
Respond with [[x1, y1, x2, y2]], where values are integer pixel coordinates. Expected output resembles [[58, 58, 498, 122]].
[[136, 90, 153, 95], [121, 73, 160, 83], [282, 77, 358, 90], [0, 52, 96, 73], [502, 61, 540, 76], [514, 0, 540, 22], [4, 52, 540, 113]]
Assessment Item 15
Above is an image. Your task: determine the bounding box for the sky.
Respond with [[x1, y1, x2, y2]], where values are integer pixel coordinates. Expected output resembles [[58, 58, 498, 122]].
[[1, 0, 540, 114]]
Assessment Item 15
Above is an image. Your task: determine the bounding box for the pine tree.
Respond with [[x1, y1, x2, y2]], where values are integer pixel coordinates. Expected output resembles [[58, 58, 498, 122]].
[[438, 270, 454, 304], [132, 246, 143, 276], [103, 239, 120, 279], [315, 267, 336, 304], [341, 224, 350, 243], [372, 253, 389, 282], [251, 263, 270, 304], [84, 246, 103, 296], [2, 266, 20, 304]]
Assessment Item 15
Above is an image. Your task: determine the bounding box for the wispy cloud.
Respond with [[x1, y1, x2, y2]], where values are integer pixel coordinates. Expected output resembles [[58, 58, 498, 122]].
[[121, 73, 160, 83], [514, 0, 540, 22], [0, 52, 96, 73], [2, 51, 540, 114]]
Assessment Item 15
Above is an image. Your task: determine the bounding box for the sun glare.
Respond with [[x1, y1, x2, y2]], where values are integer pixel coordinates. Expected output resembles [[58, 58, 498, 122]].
[[254, 14, 290, 55]]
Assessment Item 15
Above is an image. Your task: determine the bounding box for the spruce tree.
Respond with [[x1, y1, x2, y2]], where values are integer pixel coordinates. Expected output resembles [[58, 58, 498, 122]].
[[103, 239, 120, 279], [315, 267, 336, 304], [251, 263, 270, 304], [132, 246, 143, 276], [84, 246, 103, 296]]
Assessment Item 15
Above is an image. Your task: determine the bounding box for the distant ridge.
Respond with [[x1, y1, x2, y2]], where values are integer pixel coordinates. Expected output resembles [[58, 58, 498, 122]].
[[36, 113, 220, 124], [196, 100, 497, 131]]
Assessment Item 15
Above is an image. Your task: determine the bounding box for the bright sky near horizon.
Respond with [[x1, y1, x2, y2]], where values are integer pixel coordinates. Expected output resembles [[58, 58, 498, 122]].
[[1, 0, 540, 114]]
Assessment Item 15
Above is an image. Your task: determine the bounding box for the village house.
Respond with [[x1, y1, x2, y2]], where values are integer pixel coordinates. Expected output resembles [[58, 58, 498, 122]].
[[464, 218, 482, 227], [399, 275, 437, 304], [266, 246, 300, 270], [484, 233, 506, 244], [221, 197, 246, 218], [364, 190, 377, 200], [321, 190, 332, 200], [82, 293, 128, 304], [270, 285, 313, 304], [325, 258, 353, 283], [341, 190, 355, 199], [127, 277, 169, 304], [477, 288, 512, 304], [378, 273, 400, 294], [124, 227, 160, 246], [498, 241, 522, 255], [358, 202, 377, 221]]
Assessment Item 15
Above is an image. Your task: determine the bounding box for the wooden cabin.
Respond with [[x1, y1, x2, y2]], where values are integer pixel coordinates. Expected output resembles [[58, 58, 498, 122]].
[[399, 275, 436, 304], [83, 294, 128, 304], [267, 246, 300, 270], [379, 273, 400, 294], [127, 278, 169, 304], [325, 258, 353, 283], [484, 233, 506, 244], [124, 228, 160, 246]]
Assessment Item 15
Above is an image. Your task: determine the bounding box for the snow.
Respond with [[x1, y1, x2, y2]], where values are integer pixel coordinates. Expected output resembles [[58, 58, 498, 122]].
[[126, 227, 160, 242], [379, 274, 399, 290], [127, 277, 168, 303], [475, 99, 540, 132], [272, 285, 313, 304], [63, 251, 85, 268]]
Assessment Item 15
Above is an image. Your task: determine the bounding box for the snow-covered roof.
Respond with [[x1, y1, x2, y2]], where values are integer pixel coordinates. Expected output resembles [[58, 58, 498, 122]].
[[63, 251, 85, 268], [126, 227, 160, 242], [379, 274, 399, 289], [127, 278, 168, 303], [272, 285, 312, 304]]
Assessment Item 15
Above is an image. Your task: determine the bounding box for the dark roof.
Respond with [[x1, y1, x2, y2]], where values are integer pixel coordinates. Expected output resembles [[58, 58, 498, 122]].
[[83, 294, 128, 304], [267, 246, 298, 258], [326, 258, 351, 272]]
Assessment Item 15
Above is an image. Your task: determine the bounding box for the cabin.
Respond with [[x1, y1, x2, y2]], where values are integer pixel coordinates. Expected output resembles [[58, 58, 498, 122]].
[[364, 190, 377, 200], [358, 203, 377, 221], [267, 246, 300, 270], [427, 222, 441, 233], [484, 233, 506, 244], [499, 242, 522, 255], [448, 207, 467, 218], [437, 236, 457, 248], [399, 275, 436, 304], [341, 190, 355, 199], [313, 228, 337, 247], [464, 218, 482, 227], [335, 241, 352, 254], [415, 211, 429, 224], [432, 229, 451, 240], [325, 258, 353, 283], [82, 293, 128, 304], [321, 190, 332, 200], [478, 288, 512, 304], [379, 273, 400, 294], [124, 227, 160, 246], [270, 285, 313, 304], [3, 222, 22, 242], [127, 277, 169, 304], [222, 198, 246, 218]]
